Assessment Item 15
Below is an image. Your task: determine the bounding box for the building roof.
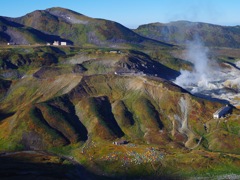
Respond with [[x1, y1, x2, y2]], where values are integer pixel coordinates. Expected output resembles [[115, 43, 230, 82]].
[[213, 105, 231, 116]]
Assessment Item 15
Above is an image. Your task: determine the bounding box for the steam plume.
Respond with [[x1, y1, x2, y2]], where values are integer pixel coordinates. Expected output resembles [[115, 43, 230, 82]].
[[174, 38, 215, 93]]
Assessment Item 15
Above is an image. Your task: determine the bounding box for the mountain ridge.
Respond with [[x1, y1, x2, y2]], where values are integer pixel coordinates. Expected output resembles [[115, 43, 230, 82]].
[[134, 20, 240, 48], [2, 7, 240, 48], [1, 7, 173, 49]]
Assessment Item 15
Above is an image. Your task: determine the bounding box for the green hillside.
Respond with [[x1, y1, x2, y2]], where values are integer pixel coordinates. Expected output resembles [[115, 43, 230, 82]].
[[0, 46, 182, 81], [1, 63, 240, 178], [7, 7, 172, 49], [135, 21, 240, 48], [0, 16, 71, 45]]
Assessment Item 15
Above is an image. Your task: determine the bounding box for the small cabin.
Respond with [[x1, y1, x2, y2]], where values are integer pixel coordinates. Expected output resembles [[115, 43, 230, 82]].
[[113, 140, 128, 145], [109, 50, 121, 54], [60, 42, 67, 46], [213, 105, 232, 119], [53, 41, 60, 46]]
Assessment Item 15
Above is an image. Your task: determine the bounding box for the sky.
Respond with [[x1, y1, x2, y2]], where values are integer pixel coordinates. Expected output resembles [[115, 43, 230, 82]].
[[1, 0, 240, 28]]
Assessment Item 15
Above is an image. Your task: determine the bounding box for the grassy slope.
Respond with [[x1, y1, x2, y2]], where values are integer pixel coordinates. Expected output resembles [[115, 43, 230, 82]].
[[0, 46, 183, 82], [1, 45, 240, 177], [0, 66, 240, 178], [134, 21, 240, 48], [9, 7, 173, 49], [0, 16, 72, 45]]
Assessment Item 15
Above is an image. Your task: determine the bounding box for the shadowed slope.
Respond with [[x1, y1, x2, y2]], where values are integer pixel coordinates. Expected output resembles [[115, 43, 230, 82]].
[[0, 16, 71, 45]]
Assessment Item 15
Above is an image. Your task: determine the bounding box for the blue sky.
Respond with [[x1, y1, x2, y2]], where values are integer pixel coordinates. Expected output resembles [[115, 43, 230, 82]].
[[1, 0, 240, 28]]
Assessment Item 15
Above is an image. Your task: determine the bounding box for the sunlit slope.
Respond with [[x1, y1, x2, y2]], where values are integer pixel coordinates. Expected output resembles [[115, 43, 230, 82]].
[[0, 47, 180, 81], [1, 72, 239, 154], [6, 7, 173, 49], [135, 21, 240, 48]]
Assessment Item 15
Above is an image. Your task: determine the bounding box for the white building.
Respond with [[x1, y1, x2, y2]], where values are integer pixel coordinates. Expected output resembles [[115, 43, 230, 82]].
[[53, 41, 60, 46], [112, 140, 128, 145], [7, 42, 15, 45], [109, 50, 121, 54], [60, 42, 67, 46], [213, 105, 232, 119]]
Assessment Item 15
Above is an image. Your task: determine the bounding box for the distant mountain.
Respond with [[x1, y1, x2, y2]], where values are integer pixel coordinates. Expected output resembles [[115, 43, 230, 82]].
[[3, 8, 240, 49], [134, 21, 240, 48], [3, 7, 172, 49]]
